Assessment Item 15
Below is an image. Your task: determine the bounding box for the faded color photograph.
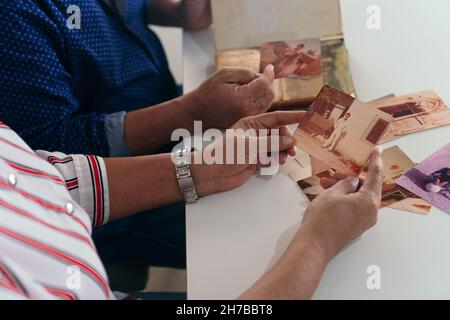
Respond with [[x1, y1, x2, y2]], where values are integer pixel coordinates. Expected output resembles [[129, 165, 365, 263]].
[[294, 86, 393, 175], [397, 143, 450, 214], [370, 91, 450, 142], [296, 146, 431, 215], [260, 39, 321, 79]]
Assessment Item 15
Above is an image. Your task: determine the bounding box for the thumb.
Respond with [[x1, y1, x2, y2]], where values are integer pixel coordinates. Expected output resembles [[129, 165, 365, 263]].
[[261, 64, 275, 84], [255, 135, 295, 154], [330, 176, 360, 195], [279, 135, 295, 151], [247, 64, 275, 96]]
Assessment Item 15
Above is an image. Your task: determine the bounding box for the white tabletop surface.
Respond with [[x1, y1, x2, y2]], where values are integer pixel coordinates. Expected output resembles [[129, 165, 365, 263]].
[[184, 0, 450, 299]]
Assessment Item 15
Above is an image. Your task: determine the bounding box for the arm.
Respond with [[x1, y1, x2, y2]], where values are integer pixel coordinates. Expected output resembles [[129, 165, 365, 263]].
[[0, 3, 112, 156], [105, 154, 183, 219], [0, 2, 201, 157], [240, 148, 383, 299], [239, 236, 328, 300], [38, 111, 298, 226], [126, 65, 275, 155], [148, 0, 212, 30]]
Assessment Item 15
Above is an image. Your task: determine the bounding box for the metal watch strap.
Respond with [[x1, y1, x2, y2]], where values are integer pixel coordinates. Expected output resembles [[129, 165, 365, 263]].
[[174, 147, 199, 204]]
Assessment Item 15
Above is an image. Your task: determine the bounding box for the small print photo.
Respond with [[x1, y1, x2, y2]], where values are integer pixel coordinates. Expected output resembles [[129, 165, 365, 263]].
[[260, 39, 321, 79], [296, 146, 431, 215], [370, 90, 450, 142], [294, 86, 393, 175], [397, 143, 450, 214]]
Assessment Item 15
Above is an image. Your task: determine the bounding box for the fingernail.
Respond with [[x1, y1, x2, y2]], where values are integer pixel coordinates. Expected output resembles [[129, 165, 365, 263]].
[[346, 176, 360, 190], [375, 146, 384, 154], [265, 64, 274, 73], [282, 136, 295, 146]]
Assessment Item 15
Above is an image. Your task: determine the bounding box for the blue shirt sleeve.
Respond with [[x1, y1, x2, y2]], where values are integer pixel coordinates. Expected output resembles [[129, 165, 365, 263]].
[[0, 1, 111, 156], [104, 112, 133, 157]]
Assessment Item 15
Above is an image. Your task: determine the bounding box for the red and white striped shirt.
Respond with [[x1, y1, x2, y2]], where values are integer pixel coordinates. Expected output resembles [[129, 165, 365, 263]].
[[0, 122, 114, 300]]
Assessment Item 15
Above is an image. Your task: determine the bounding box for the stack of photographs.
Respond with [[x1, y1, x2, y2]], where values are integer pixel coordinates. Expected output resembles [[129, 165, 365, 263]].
[[289, 85, 450, 215]]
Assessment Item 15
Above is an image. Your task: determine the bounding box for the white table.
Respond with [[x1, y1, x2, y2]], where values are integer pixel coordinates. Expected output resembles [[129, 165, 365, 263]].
[[184, 0, 450, 299]]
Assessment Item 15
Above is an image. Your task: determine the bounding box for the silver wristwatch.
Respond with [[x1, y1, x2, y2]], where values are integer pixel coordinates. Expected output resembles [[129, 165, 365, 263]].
[[174, 147, 199, 204]]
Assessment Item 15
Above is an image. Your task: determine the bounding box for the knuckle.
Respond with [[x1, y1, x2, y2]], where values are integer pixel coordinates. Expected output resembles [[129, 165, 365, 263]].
[[372, 164, 385, 179], [367, 197, 380, 211]]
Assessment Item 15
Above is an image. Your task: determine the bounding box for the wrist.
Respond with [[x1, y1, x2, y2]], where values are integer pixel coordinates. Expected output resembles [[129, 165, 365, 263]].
[[290, 225, 335, 265], [190, 156, 219, 197], [249, 232, 329, 300], [181, 89, 204, 124]]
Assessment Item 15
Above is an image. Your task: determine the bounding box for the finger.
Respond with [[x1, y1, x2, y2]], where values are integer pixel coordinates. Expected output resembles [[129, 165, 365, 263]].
[[279, 151, 288, 165], [245, 135, 294, 166], [217, 67, 259, 84], [321, 172, 363, 189], [254, 111, 307, 129], [359, 146, 384, 199], [263, 64, 275, 83], [272, 134, 295, 152], [287, 146, 296, 157], [247, 64, 274, 92], [329, 176, 360, 195], [246, 66, 275, 111], [279, 125, 291, 136]]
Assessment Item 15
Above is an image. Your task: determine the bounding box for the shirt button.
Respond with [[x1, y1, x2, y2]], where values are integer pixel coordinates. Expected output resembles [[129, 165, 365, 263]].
[[8, 174, 17, 187], [65, 202, 74, 215]]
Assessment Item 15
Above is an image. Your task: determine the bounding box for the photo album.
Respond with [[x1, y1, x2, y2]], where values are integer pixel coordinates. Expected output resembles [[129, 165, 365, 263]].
[[211, 0, 355, 109]]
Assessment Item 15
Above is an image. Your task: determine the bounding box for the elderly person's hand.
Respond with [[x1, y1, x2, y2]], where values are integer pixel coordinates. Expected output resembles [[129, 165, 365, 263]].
[[297, 147, 384, 260], [187, 66, 276, 130], [240, 147, 384, 300], [191, 111, 304, 197]]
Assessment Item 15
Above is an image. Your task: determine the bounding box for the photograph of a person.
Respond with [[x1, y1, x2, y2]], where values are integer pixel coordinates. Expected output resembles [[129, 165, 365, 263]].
[[370, 90, 450, 142], [296, 146, 431, 215], [294, 86, 393, 175], [260, 39, 321, 79], [397, 143, 450, 214]]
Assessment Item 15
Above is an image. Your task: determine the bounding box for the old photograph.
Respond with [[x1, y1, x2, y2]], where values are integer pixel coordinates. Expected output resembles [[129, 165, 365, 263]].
[[296, 146, 431, 214], [260, 39, 321, 79], [294, 86, 393, 175], [370, 90, 450, 142], [397, 143, 450, 214]]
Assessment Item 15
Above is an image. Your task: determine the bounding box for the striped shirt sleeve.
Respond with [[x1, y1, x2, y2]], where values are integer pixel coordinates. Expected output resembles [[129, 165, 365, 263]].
[[35, 151, 110, 228]]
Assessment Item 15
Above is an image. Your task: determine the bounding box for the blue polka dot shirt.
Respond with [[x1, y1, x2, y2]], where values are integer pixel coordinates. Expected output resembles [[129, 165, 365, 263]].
[[0, 0, 178, 156]]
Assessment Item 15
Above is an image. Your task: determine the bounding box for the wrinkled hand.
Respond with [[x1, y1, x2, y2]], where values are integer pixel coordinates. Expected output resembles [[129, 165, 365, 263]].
[[294, 147, 384, 261], [191, 111, 306, 197], [188, 66, 275, 130]]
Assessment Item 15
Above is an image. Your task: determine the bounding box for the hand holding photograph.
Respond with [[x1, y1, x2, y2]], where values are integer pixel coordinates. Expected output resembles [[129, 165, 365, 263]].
[[294, 86, 393, 175], [296, 146, 431, 215], [397, 143, 450, 214], [260, 39, 321, 79]]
